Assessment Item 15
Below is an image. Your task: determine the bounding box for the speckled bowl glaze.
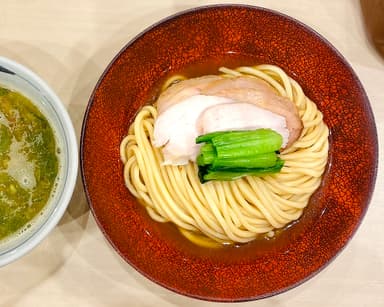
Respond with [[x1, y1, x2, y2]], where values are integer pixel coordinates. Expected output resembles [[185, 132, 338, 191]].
[[80, 5, 378, 301]]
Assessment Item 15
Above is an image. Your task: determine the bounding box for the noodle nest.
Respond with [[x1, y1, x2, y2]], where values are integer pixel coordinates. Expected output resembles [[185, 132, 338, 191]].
[[120, 64, 329, 246]]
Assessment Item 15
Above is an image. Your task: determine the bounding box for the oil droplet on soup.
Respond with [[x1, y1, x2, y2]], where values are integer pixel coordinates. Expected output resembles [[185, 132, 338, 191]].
[[0, 86, 59, 242]]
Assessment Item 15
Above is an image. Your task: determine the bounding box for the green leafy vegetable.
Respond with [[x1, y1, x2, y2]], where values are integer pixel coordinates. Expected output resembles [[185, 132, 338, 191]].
[[196, 129, 285, 183]]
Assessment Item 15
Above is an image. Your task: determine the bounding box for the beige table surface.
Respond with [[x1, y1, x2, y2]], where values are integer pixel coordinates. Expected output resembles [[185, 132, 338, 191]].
[[1, 0, 383, 306]]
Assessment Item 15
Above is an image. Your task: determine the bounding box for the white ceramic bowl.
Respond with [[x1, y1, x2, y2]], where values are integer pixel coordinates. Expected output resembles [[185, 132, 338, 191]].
[[0, 56, 78, 266]]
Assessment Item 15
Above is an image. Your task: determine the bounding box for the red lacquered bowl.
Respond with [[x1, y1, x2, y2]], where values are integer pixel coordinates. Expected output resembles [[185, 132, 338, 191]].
[[80, 5, 378, 301]]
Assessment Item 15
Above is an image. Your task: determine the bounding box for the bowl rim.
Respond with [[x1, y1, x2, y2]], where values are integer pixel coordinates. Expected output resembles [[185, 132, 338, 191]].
[[0, 56, 79, 267], [80, 4, 378, 301]]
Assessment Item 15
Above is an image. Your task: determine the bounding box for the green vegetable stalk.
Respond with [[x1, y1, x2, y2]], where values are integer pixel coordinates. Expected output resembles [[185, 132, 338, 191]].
[[196, 129, 285, 183]]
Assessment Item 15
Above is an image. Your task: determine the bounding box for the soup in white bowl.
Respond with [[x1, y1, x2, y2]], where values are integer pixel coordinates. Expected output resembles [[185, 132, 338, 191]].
[[0, 56, 78, 266]]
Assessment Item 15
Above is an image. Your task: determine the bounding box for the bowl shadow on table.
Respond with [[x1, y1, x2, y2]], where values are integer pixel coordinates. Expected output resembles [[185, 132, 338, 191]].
[[55, 53, 104, 243]]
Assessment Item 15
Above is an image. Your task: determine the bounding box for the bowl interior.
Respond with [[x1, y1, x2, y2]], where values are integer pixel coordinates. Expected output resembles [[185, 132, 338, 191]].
[[81, 5, 378, 301], [0, 57, 78, 266]]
